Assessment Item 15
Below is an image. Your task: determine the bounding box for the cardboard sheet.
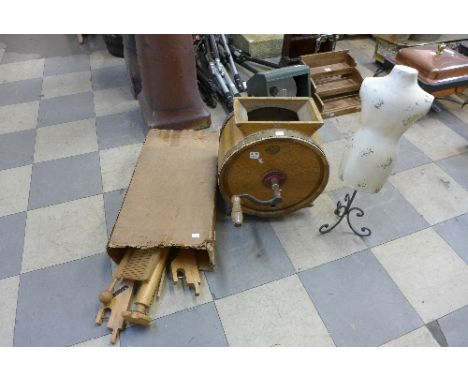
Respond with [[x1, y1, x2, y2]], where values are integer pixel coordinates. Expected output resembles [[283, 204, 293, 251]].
[[107, 129, 219, 270]]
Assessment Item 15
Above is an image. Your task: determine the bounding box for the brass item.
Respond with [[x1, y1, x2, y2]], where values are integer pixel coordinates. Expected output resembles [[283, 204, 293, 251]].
[[436, 43, 447, 55]]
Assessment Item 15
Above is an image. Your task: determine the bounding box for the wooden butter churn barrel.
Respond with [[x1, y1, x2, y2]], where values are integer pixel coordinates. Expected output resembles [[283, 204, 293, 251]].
[[218, 97, 330, 225]]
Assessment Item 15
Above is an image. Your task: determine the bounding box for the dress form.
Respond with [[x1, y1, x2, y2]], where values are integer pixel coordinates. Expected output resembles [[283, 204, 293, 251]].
[[339, 65, 434, 193]]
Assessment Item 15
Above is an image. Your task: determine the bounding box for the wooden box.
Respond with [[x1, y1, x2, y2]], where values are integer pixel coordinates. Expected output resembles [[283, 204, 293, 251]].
[[233, 97, 323, 137], [301, 50, 363, 118]]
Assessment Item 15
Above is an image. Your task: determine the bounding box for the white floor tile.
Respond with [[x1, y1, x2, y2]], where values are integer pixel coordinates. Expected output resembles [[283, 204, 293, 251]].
[[373, 228, 468, 323], [404, 117, 467, 161], [73, 334, 116, 347], [0, 59, 44, 83], [271, 193, 367, 271], [94, 86, 138, 117], [216, 275, 335, 346], [0, 276, 19, 346], [0, 165, 32, 218], [41, 71, 92, 99], [22, 195, 107, 273], [332, 113, 362, 138], [390, 163, 468, 225], [322, 138, 347, 192], [0, 101, 39, 134], [99, 143, 142, 192], [382, 326, 439, 347], [34, 118, 98, 162]]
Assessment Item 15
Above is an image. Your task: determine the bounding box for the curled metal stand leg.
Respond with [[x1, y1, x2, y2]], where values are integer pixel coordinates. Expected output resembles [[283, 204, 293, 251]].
[[319, 190, 371, 237]]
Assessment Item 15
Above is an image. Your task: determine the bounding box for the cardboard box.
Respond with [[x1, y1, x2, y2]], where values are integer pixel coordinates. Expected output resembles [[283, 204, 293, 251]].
[[107, 129, 219, 271]]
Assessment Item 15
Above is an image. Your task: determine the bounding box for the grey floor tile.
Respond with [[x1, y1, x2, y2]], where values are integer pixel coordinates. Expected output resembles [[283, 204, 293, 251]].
[[37, 91, 95, 128], [0, 35, 104, 63], [0, 78, 42, 106], [431, 106, 468, 141], [433, 214, 468, 264], [14, 253, 111, 346], [317, 119, 344, 143], [90, 50, 124, 70], [28, 152, 102, 209], [426, 320, 448, 346], [205, 214, 295, 299], [438, 305, 468, 346], [44, 54, 90, 76], [437, 152, 468, 190], [329, 183, 429, 248], [299, 249, 423, 346], [120, 302, 228, 347], [0, 129, 36, 171], [392, 137, 432, 174], [91, 64, 129, 91], [96, 109, 148, 150], [0, 212, 26, 279], [103, 189, 126, 235]]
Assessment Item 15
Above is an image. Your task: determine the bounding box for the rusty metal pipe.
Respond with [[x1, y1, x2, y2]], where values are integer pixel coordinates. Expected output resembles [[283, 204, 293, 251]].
[[136, 34, 211, 130]]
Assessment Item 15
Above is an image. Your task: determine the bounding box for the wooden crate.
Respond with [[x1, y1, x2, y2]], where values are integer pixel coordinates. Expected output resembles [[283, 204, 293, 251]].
[[301, 50, 363, 118], [233, 97, 323, 137]]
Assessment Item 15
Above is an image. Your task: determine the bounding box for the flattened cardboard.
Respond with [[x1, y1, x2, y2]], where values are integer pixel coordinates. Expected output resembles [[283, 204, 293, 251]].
[[107, 129, 219, 271]]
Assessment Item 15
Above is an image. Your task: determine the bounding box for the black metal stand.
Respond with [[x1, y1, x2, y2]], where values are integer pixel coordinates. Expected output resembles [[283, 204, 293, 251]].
[[319, 190, 371, 237]]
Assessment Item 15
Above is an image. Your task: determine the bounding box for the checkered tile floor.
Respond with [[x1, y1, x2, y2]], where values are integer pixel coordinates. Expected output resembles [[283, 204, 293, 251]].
[[1, 35, 468, 347]]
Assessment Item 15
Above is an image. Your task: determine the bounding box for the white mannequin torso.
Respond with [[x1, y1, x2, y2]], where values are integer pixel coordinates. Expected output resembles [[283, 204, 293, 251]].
[[339, 65, 434, 193]]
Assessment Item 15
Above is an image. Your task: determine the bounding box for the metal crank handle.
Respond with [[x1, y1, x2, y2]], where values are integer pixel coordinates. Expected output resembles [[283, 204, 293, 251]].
[[238, 185, 283, 207], [231, 181, 283, 227]]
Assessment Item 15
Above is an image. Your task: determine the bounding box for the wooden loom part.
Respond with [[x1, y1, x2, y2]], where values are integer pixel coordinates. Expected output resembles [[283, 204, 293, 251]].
[[171, 249, 201, 296], [122, 248, 170, 326], [96, 278, 135, 344]]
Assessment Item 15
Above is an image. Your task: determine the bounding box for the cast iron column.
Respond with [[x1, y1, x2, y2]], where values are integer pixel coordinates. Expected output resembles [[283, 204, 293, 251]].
[[136, 34, 211, 130]]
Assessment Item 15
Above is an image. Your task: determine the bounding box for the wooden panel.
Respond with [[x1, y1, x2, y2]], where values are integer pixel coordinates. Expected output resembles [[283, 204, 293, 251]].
[[309, 63, 354, 78], [301, 50, 356, 68], [321, 95, 362, 118], [233, 97, 324, 137], [317, 77, 361, 98]]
